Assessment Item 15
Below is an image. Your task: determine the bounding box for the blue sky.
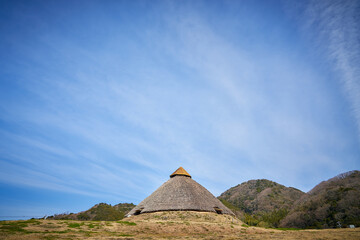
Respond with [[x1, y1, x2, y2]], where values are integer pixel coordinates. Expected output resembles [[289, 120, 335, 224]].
[[0, 0, 359, 218]]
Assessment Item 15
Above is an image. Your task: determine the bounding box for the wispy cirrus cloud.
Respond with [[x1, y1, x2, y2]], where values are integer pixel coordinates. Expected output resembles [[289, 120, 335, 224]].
[[304, 0, 360, 140]]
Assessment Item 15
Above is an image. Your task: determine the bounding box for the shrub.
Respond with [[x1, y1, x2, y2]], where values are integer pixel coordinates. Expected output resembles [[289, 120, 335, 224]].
[[77, 213, 90, 220]]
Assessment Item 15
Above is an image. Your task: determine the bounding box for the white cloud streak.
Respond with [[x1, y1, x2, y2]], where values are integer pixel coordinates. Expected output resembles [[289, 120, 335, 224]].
[[305, 0, 360, 140]]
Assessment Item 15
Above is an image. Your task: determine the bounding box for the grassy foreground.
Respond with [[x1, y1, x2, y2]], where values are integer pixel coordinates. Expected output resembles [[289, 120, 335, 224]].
[[1, 211, 359, 239]]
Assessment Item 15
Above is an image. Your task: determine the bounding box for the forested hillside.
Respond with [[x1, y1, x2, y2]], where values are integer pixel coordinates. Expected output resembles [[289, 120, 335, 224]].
[[280, 171, 360, 228], [219, 179, 304, 227], [47, 203, 135, 221], [219, 171, 360, 229]]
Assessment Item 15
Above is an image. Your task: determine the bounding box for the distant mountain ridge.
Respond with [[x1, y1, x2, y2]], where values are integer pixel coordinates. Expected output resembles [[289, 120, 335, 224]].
[[218, 170, 360, 228]]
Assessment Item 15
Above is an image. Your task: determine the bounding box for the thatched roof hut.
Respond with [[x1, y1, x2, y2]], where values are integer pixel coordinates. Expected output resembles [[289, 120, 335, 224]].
[[127, 167, 234, 216]]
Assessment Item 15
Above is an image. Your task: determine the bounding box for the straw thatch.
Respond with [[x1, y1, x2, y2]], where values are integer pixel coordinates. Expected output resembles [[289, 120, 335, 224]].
[[127, 167, 235, 216], [170, 167, 191, 178]]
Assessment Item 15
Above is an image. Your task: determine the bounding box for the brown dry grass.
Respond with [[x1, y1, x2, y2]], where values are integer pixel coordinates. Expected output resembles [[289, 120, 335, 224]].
[[1, 211, 359, 239]]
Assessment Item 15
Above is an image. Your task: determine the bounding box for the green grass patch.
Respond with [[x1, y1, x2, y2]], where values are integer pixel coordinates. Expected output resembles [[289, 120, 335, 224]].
[[118, 233, 134, 237], [24, 219, 41, 224], [40, 224, 61, 229], [241, 224, 249, 228], [116, 221, 137, 226], [0, 224, 27, 233], [87, 223, 95, 228], [67, 222, 83, 228], [276, 227, 302, 231], [0, 221, 30, 233], [0, 221, 28, 227]]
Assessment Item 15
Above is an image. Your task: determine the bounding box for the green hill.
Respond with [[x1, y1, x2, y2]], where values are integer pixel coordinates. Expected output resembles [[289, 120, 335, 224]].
[[219, 171, 360, 229], [48, 203, 135, 221], [218, 179, 304, 227], [219, 179, 305, 214], [280, 171, 360, 228]]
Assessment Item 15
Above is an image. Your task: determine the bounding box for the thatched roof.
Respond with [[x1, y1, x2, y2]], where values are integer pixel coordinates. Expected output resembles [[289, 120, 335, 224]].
[[170, 167, 191, 178], [127, 167, 235, 216]]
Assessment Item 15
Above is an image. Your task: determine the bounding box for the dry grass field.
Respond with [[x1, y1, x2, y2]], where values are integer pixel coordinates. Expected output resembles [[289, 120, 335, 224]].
[[1, 211, 359, 240]]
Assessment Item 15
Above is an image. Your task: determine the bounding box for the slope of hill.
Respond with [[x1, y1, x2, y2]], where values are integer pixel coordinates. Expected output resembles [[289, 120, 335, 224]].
[[218, 179, 305, 227], [48, 203, 135, 221], [219, 179, 305, 213], [280, 170, 360, 228]]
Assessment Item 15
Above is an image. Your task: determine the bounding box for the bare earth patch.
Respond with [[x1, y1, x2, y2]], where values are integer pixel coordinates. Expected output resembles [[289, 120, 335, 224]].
[[1, 212, 359, 239]]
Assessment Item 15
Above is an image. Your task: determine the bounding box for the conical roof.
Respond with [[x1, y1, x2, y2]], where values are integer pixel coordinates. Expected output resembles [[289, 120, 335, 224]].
[[127, 168, 234, 216], [170, 166, 191, 178]]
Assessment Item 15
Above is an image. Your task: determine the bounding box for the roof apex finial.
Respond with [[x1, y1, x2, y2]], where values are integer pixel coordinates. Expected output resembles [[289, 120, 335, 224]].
[[170, 167, 191, 178]]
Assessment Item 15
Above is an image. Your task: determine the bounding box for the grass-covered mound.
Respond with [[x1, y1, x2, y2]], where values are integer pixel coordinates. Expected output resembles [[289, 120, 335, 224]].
[[127, 210, 241, 224]]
